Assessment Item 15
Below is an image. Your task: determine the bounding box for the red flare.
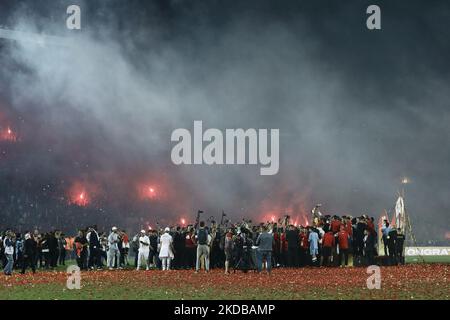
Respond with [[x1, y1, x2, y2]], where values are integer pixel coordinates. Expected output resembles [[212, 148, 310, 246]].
[[67, 182, 92, 207], [1, 126, 17, 142], [137, 182, 162, 201]]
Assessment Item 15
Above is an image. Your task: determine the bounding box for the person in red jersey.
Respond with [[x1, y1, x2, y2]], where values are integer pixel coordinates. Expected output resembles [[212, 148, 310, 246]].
[[344, 216, 353, 236], [366, 216, 376, 235], [299, 227, 309, 267], [330, 216, 342, 266], [321, 231, 335, 266], [330, 216, 342, 234], [338, 226, 350, 267]]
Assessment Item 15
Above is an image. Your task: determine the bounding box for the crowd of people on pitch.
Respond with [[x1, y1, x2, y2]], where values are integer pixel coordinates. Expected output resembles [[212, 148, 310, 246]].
[[1, 213, 406, 275]]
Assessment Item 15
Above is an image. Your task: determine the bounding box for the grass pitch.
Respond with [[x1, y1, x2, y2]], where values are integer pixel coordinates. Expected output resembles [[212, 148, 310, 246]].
[[0, 263, 448, 300]]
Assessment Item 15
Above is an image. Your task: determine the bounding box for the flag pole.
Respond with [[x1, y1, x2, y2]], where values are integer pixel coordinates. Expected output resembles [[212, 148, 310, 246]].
[[400, 178, 425, 263]]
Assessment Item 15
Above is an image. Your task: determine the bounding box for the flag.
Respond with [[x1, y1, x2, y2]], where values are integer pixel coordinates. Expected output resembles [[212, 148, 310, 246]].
[[395, 196, 406, 233]]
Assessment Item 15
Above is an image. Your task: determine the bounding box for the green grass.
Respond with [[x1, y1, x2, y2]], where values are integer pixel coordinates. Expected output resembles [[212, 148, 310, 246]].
[[1, 259, 448, 300], [406, 255, 450, 264], [1, 280, 447, 300]]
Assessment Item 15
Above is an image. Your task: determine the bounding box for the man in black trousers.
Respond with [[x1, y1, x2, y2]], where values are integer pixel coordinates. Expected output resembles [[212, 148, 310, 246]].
[[173, 227, 185, 269], [88, 225, 102, 269], [286, 225, 300, 267], [387, 228, 398, 266], [21, 232, 37, 274], [48, 231, 59, 268], [396, 229, 405, 265]]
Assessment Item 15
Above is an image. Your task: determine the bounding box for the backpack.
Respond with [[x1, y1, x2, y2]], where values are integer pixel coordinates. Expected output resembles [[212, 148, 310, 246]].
[[197, 229, 208, 245]]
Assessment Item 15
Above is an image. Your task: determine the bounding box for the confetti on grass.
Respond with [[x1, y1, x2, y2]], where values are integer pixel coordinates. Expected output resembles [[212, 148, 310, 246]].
[[0, 264, 448, 300]]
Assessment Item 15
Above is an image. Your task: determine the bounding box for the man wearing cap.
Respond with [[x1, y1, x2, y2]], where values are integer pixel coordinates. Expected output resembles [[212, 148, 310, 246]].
[[107, 227, 121, 270], [137, 230, 150, 270]]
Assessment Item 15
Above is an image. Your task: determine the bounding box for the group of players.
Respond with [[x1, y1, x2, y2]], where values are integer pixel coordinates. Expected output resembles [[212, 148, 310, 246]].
[[1, 207, 406, 275]]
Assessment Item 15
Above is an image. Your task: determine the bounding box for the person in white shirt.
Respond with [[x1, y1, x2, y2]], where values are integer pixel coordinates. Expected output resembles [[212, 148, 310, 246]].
[[107, 227, 121, 270], [158, 227, 174, 271], [137, 230, 150, 270], [3, 230, 15, 276]]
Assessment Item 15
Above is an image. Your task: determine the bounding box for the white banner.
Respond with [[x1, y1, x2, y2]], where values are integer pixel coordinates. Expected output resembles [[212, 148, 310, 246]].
[[405, 246, 450, 256]]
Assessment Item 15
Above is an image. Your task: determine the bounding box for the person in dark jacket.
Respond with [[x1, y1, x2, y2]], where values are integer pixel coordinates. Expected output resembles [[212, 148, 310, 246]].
[[172, 227, 185, 269], [363, 229, 376, 265], [87, 225, 102, 269], [387, 228, 398, 265], [21, 232, 37, 274], [48, 231, 59, 268], [396, 229, 405, 265], [58, 233, 67, 266], [40, 233, 51, 269], [286, 225, 300, 267], [354, 217, 367, 265], [74, 230, 88, 270], [183, 228, 196, 269], [14, 233, 24, 270], [210, 228, 224, 269]]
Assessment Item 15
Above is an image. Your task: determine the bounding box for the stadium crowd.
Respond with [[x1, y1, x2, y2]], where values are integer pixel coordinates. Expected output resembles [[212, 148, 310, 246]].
[[1, 210, 407, 276]]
